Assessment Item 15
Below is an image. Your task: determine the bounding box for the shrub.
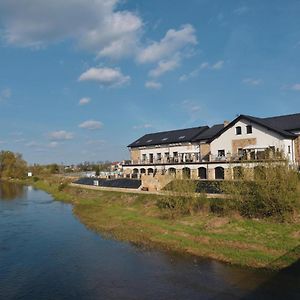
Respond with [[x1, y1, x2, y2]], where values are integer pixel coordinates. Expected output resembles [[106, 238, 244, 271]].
[[58, 182, 68, 191], [157, 195, 207, 216], [32, 176, 39, 182], [222, 163, 300, 221], [157, 180, 207, 217], [209, 198, 226, 215]]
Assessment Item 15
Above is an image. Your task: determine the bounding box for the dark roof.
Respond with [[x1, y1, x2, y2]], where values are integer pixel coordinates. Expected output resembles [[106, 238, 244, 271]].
[[262, 113, 300, 132], [128, 112, 300, 148], [128, 126, 209, 147], [192, 124, 224, 141], [211, 114, 297, 141], [242, 115, 296, 138]]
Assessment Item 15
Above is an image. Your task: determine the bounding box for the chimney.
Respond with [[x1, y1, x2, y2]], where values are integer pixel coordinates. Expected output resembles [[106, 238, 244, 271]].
[[223, 120, 230, 127]]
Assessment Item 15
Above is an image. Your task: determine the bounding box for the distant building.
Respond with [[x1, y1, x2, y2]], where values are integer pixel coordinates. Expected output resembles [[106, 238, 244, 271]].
[[110, 161, 123, 172]]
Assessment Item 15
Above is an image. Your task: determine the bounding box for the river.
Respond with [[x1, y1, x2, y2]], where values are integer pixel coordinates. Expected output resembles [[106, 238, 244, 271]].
[[0, 182, 299, 299]]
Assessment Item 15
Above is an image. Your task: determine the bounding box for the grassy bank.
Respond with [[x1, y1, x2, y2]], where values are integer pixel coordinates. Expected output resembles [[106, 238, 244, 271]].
[[17, 177, 300, 270]]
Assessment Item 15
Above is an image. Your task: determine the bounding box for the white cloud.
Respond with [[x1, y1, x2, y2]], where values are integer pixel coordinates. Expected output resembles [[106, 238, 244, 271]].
[[79, 120, 103, 130], [0, 88, 11, 102], [137, 24, 197, 64], [181, 99, 203, 122], [179, 69, 199, 81], [48, 141, 59, 148], [148, 55, 180, 77], [49, 130, 74, 140], [182, 99, 201, 113], [200, 62, 210, 69], [79, 97, 91, 106], [0, 0, 142, 59], [242, 78, 263, 86], [145, 81, 162, 89], [79, 67, 130, 87], [179, 60, 223, 82], [291, 83, 300, 91], [211, 60, 224, 70]]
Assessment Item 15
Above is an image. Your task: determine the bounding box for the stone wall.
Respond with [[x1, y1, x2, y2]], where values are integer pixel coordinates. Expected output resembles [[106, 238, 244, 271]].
[[232, 138, 257, 154], [200, 143, 210, 160], [224, 168, 232, 180], [130, 148, 140, 164], [141, 174, 173, 192], [295, 136, 300, 165]]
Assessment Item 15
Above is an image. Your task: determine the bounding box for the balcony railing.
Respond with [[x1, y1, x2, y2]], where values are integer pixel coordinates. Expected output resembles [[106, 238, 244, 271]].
[[126, 154, 209, 165], [124, 149, 285, 166]]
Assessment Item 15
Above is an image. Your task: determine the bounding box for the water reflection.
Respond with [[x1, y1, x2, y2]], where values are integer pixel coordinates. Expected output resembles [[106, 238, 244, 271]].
[[0, 181, 27, 200], [0, 182, 299, 300]]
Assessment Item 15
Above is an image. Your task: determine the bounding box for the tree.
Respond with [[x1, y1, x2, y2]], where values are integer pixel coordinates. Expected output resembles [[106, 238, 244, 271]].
[[0, 151, 27, 179]]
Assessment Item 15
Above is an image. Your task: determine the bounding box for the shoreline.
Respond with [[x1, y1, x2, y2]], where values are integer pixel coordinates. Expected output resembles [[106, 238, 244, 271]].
[[7, 177, 300, 270]]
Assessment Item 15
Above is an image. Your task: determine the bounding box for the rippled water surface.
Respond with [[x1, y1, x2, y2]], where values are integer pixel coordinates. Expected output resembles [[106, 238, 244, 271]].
[[0, 182, 299, 299]]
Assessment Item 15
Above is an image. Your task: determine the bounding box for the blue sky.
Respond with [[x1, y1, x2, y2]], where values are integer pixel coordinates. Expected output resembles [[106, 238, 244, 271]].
[[0, 0, 300, 164]]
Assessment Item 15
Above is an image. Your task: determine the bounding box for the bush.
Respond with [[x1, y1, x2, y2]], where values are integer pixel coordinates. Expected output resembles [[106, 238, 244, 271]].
[[157, 195, 207, 216], [222, 163, 300, 221], [157, 180, 207, 217], [32, 176, 39, 182], [58, 182, 68, 191], [209, 198, 226, 216]]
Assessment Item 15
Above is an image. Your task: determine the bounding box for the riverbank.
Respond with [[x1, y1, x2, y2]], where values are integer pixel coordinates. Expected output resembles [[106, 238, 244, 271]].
[[13, 177, 300, 270]]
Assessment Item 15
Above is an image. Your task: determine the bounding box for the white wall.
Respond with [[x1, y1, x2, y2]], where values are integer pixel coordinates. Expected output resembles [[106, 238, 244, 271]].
[[137, 143, 200, 161], [210, 119, 294, 161]]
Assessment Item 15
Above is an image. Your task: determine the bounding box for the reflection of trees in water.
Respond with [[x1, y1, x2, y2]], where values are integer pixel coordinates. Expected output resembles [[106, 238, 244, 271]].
[[0, 182, 26, 200]]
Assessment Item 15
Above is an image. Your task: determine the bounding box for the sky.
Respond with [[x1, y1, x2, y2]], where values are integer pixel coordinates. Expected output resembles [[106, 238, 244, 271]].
[[0, 0, 300, 164]]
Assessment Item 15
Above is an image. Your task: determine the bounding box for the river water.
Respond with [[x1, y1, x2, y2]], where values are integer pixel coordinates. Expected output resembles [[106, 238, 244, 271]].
[[0, 182, 299, 299]]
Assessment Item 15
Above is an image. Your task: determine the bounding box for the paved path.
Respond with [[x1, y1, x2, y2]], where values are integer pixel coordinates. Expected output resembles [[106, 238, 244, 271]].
[[70, 183, 226, 198]]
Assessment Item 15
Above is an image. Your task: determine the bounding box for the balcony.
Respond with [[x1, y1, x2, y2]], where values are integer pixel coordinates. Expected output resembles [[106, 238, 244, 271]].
[[124, 146, 285, 166], [210, 146, 285, 163], [125, 152, 209, 166]]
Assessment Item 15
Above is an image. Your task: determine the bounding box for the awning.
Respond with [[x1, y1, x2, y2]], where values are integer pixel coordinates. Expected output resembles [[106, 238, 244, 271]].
[[243, 145, 269, 150]]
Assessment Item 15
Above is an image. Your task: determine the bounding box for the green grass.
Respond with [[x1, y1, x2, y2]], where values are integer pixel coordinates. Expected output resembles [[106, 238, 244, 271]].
[[19, 177, 300, 270]]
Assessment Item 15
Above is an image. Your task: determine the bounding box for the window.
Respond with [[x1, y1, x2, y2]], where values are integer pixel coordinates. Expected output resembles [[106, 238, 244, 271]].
[[238, 148, 243, 156], [236, 126, 242, 135], [157, 153, 161, 160], [288, 146, 291, 154], [142, 154, 146, 162], [149, 153, 153, 163], [218, 149, 225, 157], [246, 125, 252, 134]]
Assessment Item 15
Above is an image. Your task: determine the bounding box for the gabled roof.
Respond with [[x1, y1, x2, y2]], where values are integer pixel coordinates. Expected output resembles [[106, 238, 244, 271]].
[[128, 126, 209, 148], [210, 114, 297, 141], [262, 113, 300, 132], [192, 124, 224, 141]]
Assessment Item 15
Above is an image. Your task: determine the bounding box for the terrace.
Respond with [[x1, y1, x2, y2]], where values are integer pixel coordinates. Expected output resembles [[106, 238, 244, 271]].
[[124, 146, 284, 166]]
